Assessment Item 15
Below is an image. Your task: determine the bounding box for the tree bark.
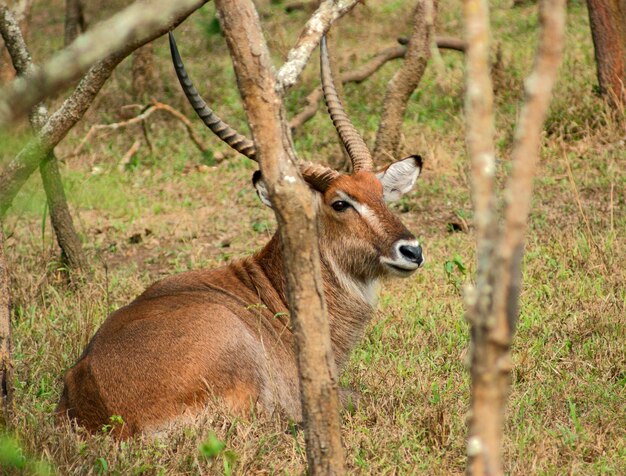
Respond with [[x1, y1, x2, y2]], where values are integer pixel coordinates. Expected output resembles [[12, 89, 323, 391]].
[[64, 0, 86, 47], [216, 0, 347, 473], [0, 4, 88, 273], [39, 154, 87, 272], [0, 0, 32, 81], [131, 42, 159, 100], [0, 225, 12, 427], [373, 0, 435, 164], [463, 0, 566, 474], [586, 0, 626, 106]]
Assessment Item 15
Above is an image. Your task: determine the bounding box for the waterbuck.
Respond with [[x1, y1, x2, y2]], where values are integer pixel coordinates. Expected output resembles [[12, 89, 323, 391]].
[[56, 35, 424, 437]]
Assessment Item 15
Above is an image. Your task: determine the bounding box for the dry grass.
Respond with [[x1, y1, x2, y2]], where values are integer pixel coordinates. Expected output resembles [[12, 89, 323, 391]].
[[1, 0, 625, 474]]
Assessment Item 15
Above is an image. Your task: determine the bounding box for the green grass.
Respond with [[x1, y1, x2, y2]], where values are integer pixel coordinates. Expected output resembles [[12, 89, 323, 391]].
[[2, 0, 625, 474]]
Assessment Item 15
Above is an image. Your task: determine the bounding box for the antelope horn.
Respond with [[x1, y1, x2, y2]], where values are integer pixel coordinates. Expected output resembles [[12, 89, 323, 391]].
[[299, 161, 340, 192], [169, 32, 257, 161], [170, 32, 340, 191], [320, 35, 374, 172]]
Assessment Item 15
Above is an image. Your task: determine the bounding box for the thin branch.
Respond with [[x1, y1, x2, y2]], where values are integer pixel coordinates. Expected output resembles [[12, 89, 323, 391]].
[[494, 0, 567, 335], [119, 140, 141, 171], [72, 101, 209, 157], [0, 0, 207, 128], [275, 0, 361, 94], [463, 0, 496, 251], [399, 35, 466, 52]]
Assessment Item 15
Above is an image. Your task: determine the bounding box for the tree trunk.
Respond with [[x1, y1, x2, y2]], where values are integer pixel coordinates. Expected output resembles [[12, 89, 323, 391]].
[[131, 42, 159, 100], [0, 5, 88, 274], [40, 153, 88, 273], [373, 0, 435, 165], [0, 0, 33, 81], [216, 0, 346, 473], [586, 0, 626, 106], [0, 225, 13, 427], [462, 0, 566, 474], [64, 0, 86, 46]]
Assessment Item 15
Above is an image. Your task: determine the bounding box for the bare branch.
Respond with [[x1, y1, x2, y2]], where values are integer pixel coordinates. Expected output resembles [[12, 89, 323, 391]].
[[463, 0, 496, 248], [373, 0, 436, 163], [289, 36, 465, 132], [495, 0, 567, 333], [72, 101, 208, 157], [0, 0, 207, 128], [275, 0, 361, 94], [400, 35, 466, 52], [216, 0, 345, 472]]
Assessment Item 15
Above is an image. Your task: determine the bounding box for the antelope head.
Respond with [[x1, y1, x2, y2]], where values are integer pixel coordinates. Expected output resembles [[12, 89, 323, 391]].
[[169, 34, 424, 289]]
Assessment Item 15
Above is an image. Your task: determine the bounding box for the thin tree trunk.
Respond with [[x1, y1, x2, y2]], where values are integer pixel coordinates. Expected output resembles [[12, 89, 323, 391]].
[[463, 0, 566, 474], [0, 225, 13, 427], [586, 0, 626, 106], [216, 0, 347, 472], [40, 154, 88, 272], [373, 0, 435, 164], [64, 0, 85, 46], [0, 0, 32, 81], [0, 5, 88, 274]]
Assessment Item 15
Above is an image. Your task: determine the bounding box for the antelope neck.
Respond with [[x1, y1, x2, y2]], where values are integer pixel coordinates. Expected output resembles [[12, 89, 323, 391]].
[[253, 233, 377, 369]]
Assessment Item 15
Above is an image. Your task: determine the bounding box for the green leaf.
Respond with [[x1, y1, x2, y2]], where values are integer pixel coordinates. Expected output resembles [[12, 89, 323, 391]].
[[199, 432, 226, 459]]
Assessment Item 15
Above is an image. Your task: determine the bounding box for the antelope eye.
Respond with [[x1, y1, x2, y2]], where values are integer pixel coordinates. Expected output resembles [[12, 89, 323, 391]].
[[331, 200, 351, 212]]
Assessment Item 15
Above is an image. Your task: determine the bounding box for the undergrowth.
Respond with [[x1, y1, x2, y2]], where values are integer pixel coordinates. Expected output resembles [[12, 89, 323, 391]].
[[1, 0, 624, 474]]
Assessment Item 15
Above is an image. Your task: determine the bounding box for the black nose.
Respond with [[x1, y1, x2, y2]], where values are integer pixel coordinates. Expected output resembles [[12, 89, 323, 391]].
[[399, 244, 423, 265]]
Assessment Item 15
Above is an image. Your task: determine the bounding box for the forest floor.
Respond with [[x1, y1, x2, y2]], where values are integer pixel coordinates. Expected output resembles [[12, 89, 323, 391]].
[[1, 0, 625, 474]]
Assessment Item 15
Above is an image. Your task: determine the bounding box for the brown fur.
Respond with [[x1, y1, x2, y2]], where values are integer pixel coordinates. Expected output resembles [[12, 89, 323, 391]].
[[57, 172, 419, 436]]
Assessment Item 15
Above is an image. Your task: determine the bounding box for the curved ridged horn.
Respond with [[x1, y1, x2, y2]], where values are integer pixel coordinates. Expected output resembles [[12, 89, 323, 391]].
[[169, 32, 257, 161], [320, 35, 373, 172]]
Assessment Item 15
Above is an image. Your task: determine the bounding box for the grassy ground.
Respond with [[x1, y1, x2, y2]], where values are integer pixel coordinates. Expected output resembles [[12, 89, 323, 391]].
[[2, 0, 625, 474]]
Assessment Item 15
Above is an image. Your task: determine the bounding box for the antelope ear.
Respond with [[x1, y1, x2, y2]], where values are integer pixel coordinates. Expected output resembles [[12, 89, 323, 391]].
[[376, 154, 422, 202], [252, 171, 273, 208]]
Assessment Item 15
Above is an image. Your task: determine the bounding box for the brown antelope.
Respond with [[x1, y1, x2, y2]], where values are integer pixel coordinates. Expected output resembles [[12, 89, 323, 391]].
[[56, 34, 424, 437]]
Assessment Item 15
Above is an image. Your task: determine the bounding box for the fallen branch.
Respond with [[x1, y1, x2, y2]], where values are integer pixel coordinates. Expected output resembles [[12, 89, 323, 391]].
[[399, 35, 466, 52], [118, 140, 141, 171], [72, 100, 208, 157]]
